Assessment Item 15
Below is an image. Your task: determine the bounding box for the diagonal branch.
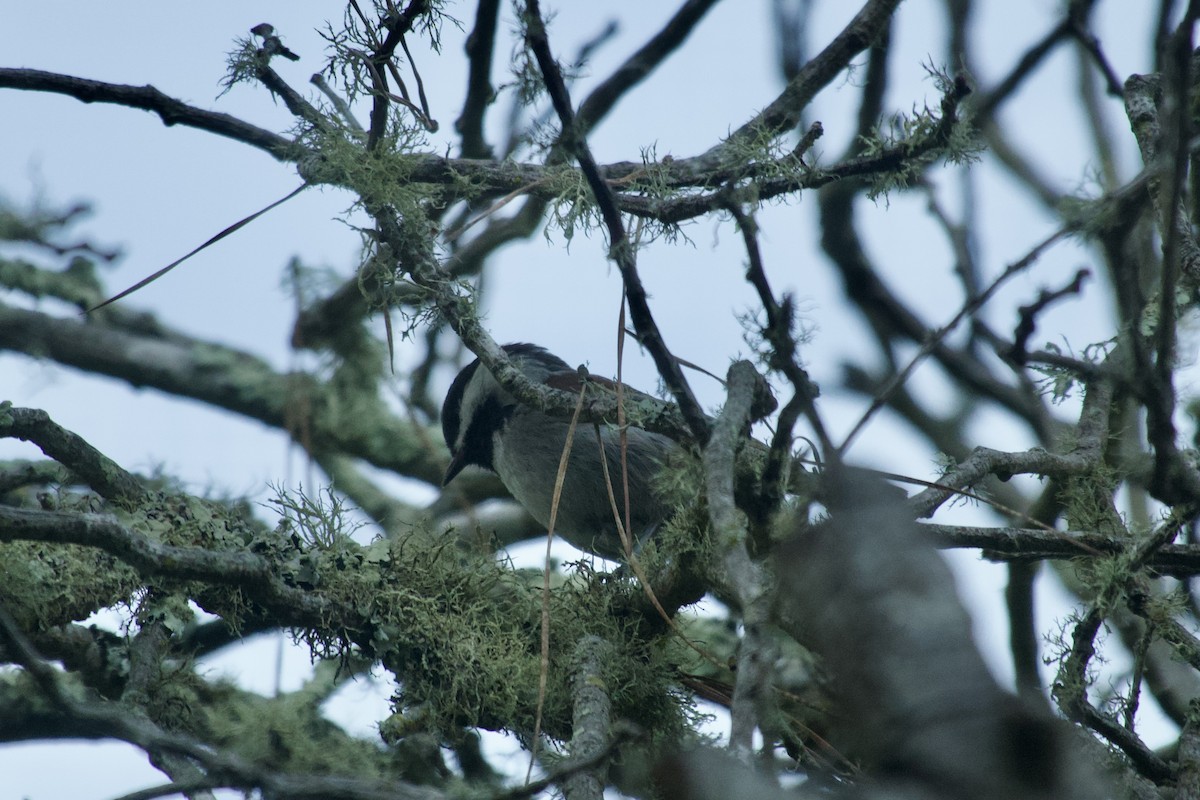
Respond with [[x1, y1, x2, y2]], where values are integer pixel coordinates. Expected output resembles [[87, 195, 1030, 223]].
[[574, 0, 723, 136], [0, 406, 147, 507], [0, 68, 300, 160], [693, 0, 903, 173], [523, 0, 710, 443]]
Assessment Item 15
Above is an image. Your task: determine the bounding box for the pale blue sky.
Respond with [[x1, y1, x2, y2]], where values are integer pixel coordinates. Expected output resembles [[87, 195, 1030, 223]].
[[0, 2, 1167, 797]]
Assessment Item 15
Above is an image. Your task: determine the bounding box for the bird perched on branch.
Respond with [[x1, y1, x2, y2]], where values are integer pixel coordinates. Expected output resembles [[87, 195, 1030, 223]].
[[441, 343, 681, 561]]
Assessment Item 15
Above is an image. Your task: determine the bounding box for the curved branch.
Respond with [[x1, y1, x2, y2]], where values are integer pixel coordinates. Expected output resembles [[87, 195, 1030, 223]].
[[778, 470, 1106, 797], [0, 406, 146, 507], [1, 67, 984, 231], [0, 68, 300, 160], [575, 0, 723, 136], [909, 444, 1098, 519], [456, 0, 502, 158]]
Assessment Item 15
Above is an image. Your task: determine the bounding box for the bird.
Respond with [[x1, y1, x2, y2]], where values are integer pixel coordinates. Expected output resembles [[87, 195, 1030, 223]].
[[441, 343, 681, 561]]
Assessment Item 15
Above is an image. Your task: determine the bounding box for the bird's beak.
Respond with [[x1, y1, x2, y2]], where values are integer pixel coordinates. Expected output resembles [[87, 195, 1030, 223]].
[[443, 449, 468, 486]]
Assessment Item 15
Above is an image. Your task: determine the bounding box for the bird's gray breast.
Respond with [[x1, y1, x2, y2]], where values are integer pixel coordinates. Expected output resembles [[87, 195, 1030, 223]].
[[491, 408, 674, 559]]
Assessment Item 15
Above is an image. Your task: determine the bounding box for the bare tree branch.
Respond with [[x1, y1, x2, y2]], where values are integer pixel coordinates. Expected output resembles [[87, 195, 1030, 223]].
[[0, 68, 299, 159]]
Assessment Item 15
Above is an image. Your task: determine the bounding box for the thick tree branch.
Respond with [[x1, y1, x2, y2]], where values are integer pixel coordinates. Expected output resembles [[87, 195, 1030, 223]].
[[0, 406, 146, 507], [0, 64, 987, 233], [705, 362, 779, 758], [562, 635, 613, 800], [0, 505, 331, 625], [778, 470, 1104, 797], [0, 301, 447, 486], [0, 604, 445, 800]]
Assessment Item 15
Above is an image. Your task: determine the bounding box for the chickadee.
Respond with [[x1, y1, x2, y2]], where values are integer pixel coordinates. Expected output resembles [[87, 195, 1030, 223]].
[[441, 343, 680, 561]]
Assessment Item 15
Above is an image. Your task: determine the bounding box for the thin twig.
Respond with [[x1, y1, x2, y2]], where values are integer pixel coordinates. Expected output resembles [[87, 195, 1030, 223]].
[[86, 184, 308, 313], [524, 0, 711, 443], [838, 226, 1070, 456], [527, 380, 588, 783]]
